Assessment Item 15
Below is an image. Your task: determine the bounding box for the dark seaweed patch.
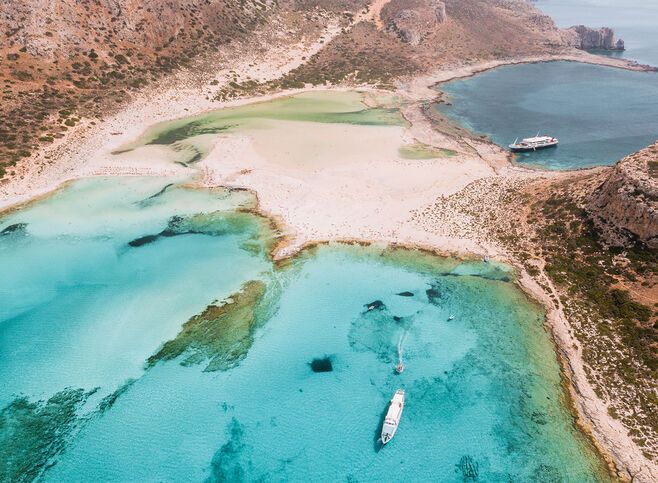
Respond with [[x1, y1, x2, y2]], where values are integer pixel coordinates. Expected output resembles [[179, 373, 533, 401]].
[[309, 357, 333, 373], [188, 150, 203, 164], [209, 418, 249, 482], [0, 388, 89, 482], [147, 121, 233, 146], [146, 121, 233, 145], [396, 291, 414, 297], [531, 464, 563, 482], [425, 280, 458, 306], [98, 378, 136, 413], [135, 183, 174, 207], [350, 303, 415, 363], [127, 212, 262, 250], [364, 300, 385, 311], [148, 183, 174, 199], [0, 222, 27, 236], [456, 455, 479, 481], [128, 234, 159, 247], [425, 285, 441, 304]]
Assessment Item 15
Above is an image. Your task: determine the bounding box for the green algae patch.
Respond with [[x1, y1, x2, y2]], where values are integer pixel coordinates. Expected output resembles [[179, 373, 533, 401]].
[[98, 379, 137, 413], [146, 280, 268, 372], [0, 388, 89, 482], [399, 142, 456, 159]]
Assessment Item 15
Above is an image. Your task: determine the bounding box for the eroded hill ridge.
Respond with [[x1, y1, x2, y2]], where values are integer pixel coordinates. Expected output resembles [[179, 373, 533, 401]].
[[589, 142, 658, 248]]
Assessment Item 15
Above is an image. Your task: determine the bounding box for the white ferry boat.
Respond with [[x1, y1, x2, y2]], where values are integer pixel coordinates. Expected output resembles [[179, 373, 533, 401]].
[[381, 389, 405, 445], [509, 135, 558, 152]]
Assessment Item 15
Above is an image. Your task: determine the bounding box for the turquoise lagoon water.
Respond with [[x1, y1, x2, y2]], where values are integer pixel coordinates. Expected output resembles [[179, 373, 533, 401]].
[[535, 0, 658, 67], [0, 177, 611, 481], [437, 61, 658, 169]]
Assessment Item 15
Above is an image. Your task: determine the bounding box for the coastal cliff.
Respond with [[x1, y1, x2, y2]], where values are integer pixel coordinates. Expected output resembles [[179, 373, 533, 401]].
[[565, 25, 625, 51], [588, 142, 658, 248]]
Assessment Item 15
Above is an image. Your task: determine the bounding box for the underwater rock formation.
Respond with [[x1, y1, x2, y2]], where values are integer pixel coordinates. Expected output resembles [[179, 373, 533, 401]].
[[135, 183, 174, 207], [98, 379, 137, 413], [456, 455, 479, 481], [350, 301, 414, 363], [146, 280, 267, 372], [128, 234, 159, 247], [209, 418, 250, 482], [364, 300, 386, 311], [309, 357, 333, 373], [0, 388, 89, 482], [127, 211, 272, 254]]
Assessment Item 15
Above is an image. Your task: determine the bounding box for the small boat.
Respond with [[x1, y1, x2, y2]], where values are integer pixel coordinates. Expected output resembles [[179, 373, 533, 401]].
[[448, 315, 455, 321], [509, 134, 558, 152], [381, 389, 405, 445], [395, 362, 405, 374]]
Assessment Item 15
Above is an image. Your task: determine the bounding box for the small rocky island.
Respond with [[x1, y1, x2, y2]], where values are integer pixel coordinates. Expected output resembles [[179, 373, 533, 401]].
[[566, 25, 625, 51]]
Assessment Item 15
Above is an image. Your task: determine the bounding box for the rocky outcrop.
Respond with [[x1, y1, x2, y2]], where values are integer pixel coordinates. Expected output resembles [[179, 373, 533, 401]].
[[588, 142, 658, 248], [565, 25, 625, 51], [384, 0, 447, 45]]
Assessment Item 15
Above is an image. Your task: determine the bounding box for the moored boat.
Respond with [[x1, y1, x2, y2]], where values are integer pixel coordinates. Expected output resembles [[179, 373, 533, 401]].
[[381, 389, 405, 444], [509, 135, 558, 152]]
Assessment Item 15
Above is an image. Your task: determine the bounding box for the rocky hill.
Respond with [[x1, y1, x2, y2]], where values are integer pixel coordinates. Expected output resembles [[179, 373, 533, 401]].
[[588, 142, 658, 248], [280, 0, 575, 88], [0, 0, 622, 180], [0, 0, 362, 177]]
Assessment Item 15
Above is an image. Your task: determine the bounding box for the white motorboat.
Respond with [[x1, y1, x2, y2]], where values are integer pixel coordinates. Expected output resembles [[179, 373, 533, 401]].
[[381, 389, 405, 444], [509, 135, 558, 152]]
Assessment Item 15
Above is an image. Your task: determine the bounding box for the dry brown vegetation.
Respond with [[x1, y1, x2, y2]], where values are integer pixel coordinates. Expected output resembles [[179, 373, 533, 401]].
[[277, 0, 572, 89], [0, 0, 363, 179]]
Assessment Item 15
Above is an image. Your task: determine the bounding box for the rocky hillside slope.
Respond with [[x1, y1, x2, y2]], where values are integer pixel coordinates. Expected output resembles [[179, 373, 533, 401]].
[[0, 0, 362, 177], [280, 0, 576, 88], [588, 142, 658, 248], [0, 0, 622, 180]]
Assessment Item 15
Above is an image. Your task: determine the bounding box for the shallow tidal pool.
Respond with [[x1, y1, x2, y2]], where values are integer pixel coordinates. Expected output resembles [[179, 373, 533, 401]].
[[0, 176, 612, 481]]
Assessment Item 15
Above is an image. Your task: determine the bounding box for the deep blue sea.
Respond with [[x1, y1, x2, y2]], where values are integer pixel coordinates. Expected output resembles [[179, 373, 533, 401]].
[[437, 61, 658, 170], [535, 0, 658, 67], [0, 177, 610, 481]]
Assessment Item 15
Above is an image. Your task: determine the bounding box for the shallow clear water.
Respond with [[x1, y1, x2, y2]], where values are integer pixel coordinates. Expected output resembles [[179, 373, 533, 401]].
[[0, 177, 610, 481], [437, 61, 658, 170], [0, 177, 272, 405], [535, 0, 658, 67]]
